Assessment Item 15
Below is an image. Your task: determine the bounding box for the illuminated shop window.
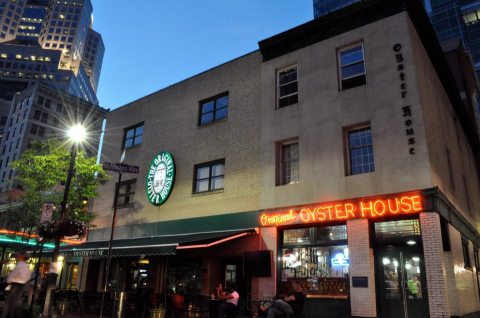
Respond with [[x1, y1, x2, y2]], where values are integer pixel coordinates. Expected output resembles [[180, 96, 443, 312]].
[[277, 139, 299, 186], [115, 178, 136, 208], [198, 92, 228, 126], [277, 66, 298, 108], [194, 159, 224, 193], [374, 219, 420, 239], [346, 126, 374, 175], [338, 43, 366, 90], [280, 225, 348, 297], [123, 122, 143, 149]]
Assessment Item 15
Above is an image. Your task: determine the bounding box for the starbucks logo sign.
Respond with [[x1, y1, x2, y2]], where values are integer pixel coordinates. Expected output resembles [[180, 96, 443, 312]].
[[146, 151, 175, 206]]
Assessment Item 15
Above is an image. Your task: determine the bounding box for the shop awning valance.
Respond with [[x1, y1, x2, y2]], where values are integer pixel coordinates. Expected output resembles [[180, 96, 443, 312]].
[[54, 228, 256, 258]]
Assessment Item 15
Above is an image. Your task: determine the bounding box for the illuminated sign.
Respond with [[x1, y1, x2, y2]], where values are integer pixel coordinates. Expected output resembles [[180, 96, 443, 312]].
[[146, 151, 176, 206], [332, 252, 349, 266], [260, 193, 423, 227]]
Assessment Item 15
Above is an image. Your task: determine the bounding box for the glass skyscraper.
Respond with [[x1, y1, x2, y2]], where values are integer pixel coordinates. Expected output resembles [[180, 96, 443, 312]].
[[313, 0, 360, 17], [0, 0, 104, 104]]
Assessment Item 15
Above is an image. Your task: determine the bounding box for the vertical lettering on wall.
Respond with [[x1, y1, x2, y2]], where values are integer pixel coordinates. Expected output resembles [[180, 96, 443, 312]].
[[393, 43, 416, 155]]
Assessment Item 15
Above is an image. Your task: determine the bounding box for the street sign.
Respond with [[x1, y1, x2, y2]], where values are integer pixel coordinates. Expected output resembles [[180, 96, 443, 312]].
[[102, 162, 139, 174], [40, 203, 55, 223]]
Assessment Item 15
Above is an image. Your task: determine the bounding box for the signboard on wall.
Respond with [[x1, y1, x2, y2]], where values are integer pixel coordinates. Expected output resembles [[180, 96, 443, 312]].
[[146, 151, 176, 206], [259, 191, 426, 227]]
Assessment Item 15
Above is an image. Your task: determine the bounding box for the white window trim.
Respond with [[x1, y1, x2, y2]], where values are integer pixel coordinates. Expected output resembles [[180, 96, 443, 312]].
[[337, 42, 367, 89], [276, 65, 298, 109]]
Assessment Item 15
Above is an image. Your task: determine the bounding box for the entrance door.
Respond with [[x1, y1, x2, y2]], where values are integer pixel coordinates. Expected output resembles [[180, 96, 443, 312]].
[[376, 245, 428, 318]]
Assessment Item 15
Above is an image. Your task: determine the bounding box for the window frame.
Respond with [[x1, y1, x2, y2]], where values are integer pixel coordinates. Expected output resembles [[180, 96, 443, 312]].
[[276, 65, 298, 109], [344, 123, 375, 176], [463, 238, 472, 270], [114, 178, 136, 208], [122, 122, 144, 149], [276, 138, 299, 186], [337, 42, 367, 91], [193, 159, 225, 194], [198, 92, 229, 126]]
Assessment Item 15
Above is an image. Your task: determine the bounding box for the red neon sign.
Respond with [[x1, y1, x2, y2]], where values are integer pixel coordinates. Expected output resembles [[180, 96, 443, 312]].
[[260, 193, 423, 227]]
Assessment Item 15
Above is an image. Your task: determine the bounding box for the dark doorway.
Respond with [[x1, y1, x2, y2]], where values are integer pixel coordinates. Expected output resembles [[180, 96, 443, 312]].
[[375, 244, 429, 318]]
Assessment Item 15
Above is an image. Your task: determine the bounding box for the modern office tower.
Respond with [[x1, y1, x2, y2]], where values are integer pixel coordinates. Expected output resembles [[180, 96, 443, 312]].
[[0, 0, 104, 105], [0, 0, 25, 42], [313, 0, 360, 17], [82, 28, 104, 92], [0, 81, 106, 191], [16, 0, 48, 44], [425, 0, 480, 76]]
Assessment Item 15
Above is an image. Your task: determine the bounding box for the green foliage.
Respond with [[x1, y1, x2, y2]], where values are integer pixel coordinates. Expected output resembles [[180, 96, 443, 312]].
[[9, 140, 108, 232]]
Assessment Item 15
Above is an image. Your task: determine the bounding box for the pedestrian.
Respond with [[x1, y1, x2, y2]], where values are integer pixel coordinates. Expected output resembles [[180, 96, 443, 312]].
[[217, 284, 239, 318], [2, 253, 31, 318], [261, 281, 305, 318]]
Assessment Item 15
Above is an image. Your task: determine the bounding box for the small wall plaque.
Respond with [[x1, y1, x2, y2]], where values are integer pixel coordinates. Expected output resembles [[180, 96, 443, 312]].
[[351, 276, 369, 288]]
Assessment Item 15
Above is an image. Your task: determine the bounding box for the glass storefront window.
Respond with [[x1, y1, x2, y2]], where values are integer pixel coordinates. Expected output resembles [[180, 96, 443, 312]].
[[374, 219, 420, 239], [283, 228, 311, 244], [279, 225, 349, 298]]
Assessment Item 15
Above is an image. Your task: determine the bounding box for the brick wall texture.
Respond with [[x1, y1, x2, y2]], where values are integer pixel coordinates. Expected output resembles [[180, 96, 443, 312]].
[[252, 227, 277, 300], [420, 212, 450, 318], [347, 219, 377, 317]]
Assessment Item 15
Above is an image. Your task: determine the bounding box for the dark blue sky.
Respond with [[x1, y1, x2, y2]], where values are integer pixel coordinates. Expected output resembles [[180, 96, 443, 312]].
[[92, 1, 312, 110]]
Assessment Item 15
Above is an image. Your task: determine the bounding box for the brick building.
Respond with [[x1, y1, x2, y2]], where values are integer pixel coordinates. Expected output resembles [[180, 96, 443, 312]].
[[59, 0, 480, 317]]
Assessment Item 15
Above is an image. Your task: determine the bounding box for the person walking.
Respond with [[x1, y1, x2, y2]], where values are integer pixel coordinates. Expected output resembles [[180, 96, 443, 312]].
[[2, 253, 31, 318]]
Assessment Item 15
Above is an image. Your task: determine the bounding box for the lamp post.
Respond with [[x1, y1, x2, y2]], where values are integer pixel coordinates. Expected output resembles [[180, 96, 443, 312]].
[[43, 124, 86, 317]]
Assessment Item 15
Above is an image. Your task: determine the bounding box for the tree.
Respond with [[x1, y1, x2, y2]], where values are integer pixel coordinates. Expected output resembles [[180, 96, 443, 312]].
[[9, 140, 107, 239]]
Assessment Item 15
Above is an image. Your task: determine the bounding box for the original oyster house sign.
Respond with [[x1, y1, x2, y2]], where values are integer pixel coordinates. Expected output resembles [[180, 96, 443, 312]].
[[146, 151, 176, 206]]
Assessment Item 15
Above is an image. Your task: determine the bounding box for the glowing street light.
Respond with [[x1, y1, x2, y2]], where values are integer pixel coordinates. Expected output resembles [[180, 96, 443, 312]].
[[67, 124, 87, 143], [44, 124, 86, 316]]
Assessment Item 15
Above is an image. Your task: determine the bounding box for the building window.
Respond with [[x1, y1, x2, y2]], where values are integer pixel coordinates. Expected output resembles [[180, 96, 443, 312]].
[[463, 239, 472, 269], [30, 124, 38, 135], [193, 160, 224, 193], [123, 122, 143, 149], [280, 225, 348, 297], [277, 66, 298, 108], [346, 126, 374, 175], [115, 178, 136, 208], [277, 139, 299, 186], [38, 126, 45, 137], [338, 43, 366, 90], [198, 93, 228, 126], [33, 110, 41, 120]]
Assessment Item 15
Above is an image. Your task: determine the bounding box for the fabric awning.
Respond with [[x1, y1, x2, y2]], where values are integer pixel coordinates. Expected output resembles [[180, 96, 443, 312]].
[[55, 228, 256, 258]]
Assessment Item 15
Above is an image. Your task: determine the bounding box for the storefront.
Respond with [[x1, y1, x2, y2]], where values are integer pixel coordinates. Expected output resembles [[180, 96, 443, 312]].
[[60, 228, 260, 297], [259, 188, 479, 318]]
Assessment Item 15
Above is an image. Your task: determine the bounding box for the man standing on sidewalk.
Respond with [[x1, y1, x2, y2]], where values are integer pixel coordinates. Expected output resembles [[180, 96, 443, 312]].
[[3, 253, 31, 318]]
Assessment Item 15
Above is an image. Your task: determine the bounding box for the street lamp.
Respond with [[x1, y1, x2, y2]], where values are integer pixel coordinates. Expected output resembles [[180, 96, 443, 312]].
[[43, 124, 86, 317]]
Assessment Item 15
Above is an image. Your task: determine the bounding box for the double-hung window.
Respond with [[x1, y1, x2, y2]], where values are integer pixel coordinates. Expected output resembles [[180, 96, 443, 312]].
[[338, 43, 366, 90], [115, 178, 136, 208], [277, 139, 299, 185], [198, 93, 228, 126], [277, 66, 298, 108], [123, 122, 144, 149], [194, 160, 225, 193], [346, 126, 374, 175]]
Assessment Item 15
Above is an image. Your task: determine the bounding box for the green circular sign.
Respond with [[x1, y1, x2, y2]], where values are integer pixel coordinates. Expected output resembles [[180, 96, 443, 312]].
[[146, 151, 175, 206]]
